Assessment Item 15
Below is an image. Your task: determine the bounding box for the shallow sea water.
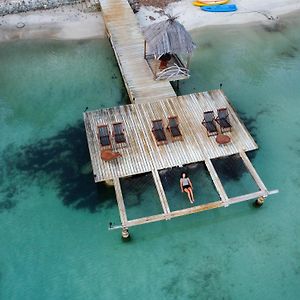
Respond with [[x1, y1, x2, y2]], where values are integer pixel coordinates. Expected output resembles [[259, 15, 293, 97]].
[[1, 15, 300, 300]]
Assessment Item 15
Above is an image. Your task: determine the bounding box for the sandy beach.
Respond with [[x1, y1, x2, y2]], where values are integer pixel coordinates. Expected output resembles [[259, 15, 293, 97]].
[[0, 5, 105, 42], [0, 0, 300, 42], [137, 0, 300, 30]]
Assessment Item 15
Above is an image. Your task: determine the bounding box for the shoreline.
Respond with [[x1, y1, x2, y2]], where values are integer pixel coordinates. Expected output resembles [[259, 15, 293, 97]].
[[136, 0, 300, 31], [0, 5, 105, 42], [0, 1, 300, 42], [187, 10, 300, 35]]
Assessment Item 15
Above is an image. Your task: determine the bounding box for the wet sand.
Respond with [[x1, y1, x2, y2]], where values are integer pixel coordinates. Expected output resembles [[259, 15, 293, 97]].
[[0, 5, 105, 42], [1, 0, 300, 42]]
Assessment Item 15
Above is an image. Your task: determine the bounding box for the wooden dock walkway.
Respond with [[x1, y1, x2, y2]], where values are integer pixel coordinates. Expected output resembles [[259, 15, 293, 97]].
[[84, 3, 278, 233], [98, 0, 176, 103]]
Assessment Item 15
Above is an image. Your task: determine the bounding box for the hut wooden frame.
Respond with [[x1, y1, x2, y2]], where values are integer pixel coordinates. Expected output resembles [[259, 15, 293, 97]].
[[142, 16, 195, 82], [144, 42, 191, 81]]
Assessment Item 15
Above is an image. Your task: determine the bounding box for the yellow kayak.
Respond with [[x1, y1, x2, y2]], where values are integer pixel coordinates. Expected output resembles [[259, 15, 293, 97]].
[[192, 0, 229, 7]]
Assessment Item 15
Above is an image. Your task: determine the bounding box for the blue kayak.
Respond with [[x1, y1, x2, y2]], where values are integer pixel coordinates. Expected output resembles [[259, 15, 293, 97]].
[[201, 4, 237, 12]]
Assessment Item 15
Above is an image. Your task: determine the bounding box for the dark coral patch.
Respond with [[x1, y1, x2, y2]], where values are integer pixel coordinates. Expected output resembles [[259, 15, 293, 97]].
[[1, 120, 115, 212], [262, 21, 286, 33], [0, 199, 16, 212]]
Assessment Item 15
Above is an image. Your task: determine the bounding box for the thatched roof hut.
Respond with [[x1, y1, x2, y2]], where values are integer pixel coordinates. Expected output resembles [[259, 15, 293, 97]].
[[143, 16, 196, 57]]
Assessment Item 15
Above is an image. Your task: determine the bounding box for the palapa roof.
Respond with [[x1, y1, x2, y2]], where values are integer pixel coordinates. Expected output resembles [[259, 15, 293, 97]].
[[144, 17, 196, 57]]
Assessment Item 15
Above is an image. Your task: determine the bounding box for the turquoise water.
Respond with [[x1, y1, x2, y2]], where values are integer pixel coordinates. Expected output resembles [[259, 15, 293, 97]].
[[1, 15, 300, 299]]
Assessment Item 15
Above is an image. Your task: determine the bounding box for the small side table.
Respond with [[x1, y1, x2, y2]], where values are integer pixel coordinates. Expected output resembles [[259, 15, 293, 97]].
[[216, 134, 231, 145]]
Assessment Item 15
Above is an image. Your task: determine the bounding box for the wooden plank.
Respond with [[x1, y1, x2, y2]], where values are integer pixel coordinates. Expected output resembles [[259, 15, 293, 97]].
[[204, 159, 229, 206], [113, 177, 128, 226], [169, 201, 223, 217], [239, 151, 268, 192], [151, 169, 171, 215], [116, 188, 279, 229], [125, 201, 223, 227], [229, 189, 278, 204], [126, 213, 167, 227], [228, 190, 267, 205]]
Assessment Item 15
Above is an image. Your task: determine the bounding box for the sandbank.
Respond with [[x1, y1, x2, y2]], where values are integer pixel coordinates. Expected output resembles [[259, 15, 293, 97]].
[[136, 0, 300, 30], [1, 0, 300, 42], [0, 5, 105, 42]]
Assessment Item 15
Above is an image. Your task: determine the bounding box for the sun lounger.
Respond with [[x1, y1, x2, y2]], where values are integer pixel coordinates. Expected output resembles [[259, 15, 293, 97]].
[[112, 122, 126, 145], [167, 116, 183, 141], [215, 108, 232, 133], [202, 111, 218, 136], [152, 119, 168, 145], [97, 124, 111, 148]]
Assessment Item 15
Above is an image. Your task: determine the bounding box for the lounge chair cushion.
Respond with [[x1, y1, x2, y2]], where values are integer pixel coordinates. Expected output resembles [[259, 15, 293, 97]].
[[204, 111, 215, 122], [218, 118, 231, 129], [99, 126, 109, 136], [205, 122, 217, 133], [112, 123, 126, 144], [152, 120, 163, 130], [100, 136, 110, 146], [153, 129, 166, 142], [169, 118, 177, 128], [170, 126, 181, 137], [99, 126, 110, 146], [115, 134, 126, 143]]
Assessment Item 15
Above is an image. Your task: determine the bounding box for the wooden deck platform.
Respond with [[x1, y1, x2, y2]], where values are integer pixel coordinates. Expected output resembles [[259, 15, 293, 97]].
[[84, 89, 258, 182], [98, 0, 176, 103], [84, 89, 278, 230]]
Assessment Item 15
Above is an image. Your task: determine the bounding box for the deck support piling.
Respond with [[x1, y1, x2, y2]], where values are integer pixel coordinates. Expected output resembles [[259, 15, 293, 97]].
[[152, 169, 171, 218], [204, 159, 229, 207], [113, 177, 128, 228], [239, 151, 268, 193], [121, 227, 131, 240], [254, 196, 265, 207]]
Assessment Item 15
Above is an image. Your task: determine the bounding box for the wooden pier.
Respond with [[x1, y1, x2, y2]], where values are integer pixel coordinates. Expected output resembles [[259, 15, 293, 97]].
[[84, 1, 278, 235], [84, 90, 278, 230], [98, 0, 176, 103]]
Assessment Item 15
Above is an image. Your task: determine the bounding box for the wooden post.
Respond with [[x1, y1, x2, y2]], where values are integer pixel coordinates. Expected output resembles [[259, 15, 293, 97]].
[[151, 169, 171, 217], [204, 159, 229, 207], [253, 196, 265, 207], [113, 177, 128, 226], [113, 178, 131, 239], [121, 227, 131, 240], [239, 151, 268, 193]]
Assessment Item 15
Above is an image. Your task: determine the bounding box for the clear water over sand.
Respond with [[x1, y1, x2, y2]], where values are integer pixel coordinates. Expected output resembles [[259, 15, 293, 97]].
[[1, 16, 300, 299]]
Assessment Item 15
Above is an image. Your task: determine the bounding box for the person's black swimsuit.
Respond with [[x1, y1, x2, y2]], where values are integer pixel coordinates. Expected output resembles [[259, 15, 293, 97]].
[[182, 178, 191, 190]]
